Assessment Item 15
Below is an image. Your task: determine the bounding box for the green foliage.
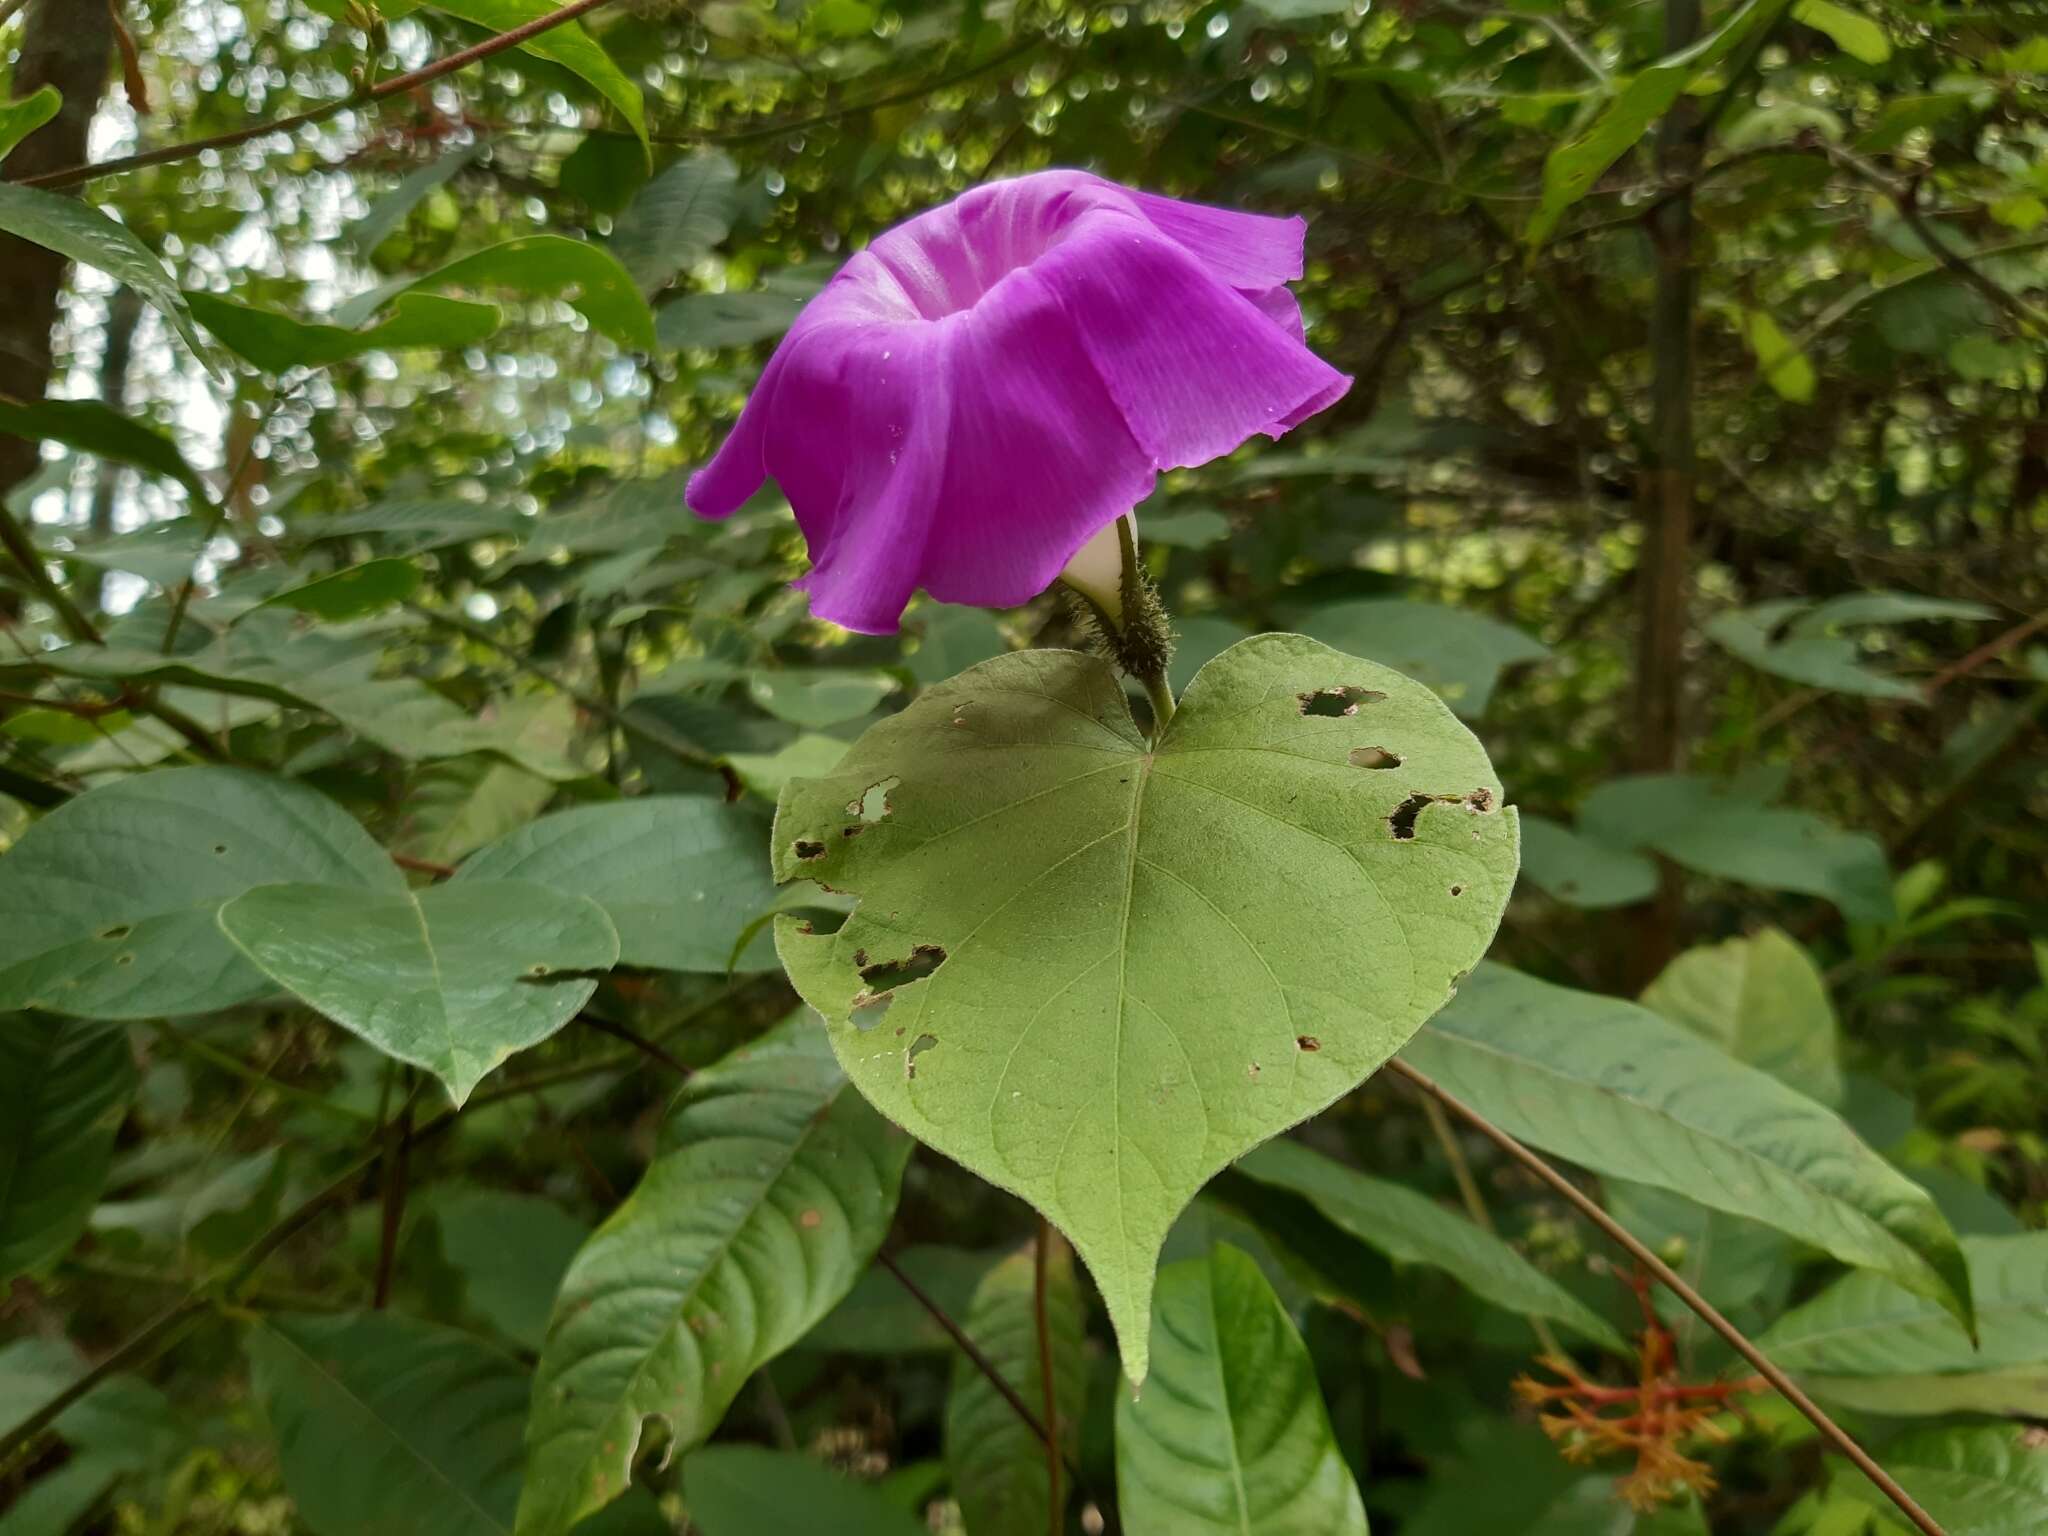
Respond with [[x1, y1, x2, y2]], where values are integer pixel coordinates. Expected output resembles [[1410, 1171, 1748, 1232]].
[[775, 636, 1518, 1377], [3, 0, 2044, 1530]]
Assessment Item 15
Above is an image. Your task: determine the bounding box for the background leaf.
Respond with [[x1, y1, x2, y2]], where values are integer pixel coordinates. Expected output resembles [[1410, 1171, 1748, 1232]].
[[0, 1017, 136, 1280], [0, 767, 403, 1019], [1116, 1244, 1367, 1536], [518, 1014, 912, 1535], [681, 1446, 927, 1536], [220, 880, 621, 1104]]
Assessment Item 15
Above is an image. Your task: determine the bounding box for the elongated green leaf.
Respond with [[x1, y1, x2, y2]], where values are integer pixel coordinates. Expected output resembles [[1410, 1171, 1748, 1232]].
[[1516, 813, 1658, 909], [0, 767, 403, 1019], [1833, 1424, 2048, 1536], [945, 1241, 1087, 1536], [1757, 1233, 2048, 1415], [349, 143, 482, 256], [425, 0, 648, 150], [0, 182, 214, 368], [372, 236, 655, 350], [433, 1190, 591, 1352], [1528, 0, 1787, 246], [682, 1447, 926, 1536], [248, 1311, 528, 1536], [1235, 1139, 1623, 1349], [0, 86, 60, 162], [1580, 774, 1894, 923], [306, 497, 532, 548], [775, 637, 1518, 1380], [1746, 309, 1817, 402], [518, 1014, 912, 1536], [1298, 598, 1550, 717], [0, 397, 208, 504], [219, 880, 620, 1105], [187, 291, 500, 374], [1403, 965, 1971, 1327], [746, 668, 898, 728], [1793, 0, 1891, 63], [1707, 593, 1993, 701], [457, 797, 782, 973], [609, 151, 737, 295], [656, 287, 806, 352], [1641, 927, 1842, 1105], [1116, 1244, 1367, 1536], [0, 1018, 136, 1280], [253, 558, 423, 621]]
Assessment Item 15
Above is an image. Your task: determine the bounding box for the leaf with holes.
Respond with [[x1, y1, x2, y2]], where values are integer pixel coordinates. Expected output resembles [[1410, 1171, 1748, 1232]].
[[517, 1014, 911, 1536], [1757, 1233, 2048, 1417], [1116, 1244, 1367, 1536], [218, 881, 620, 1105], [0, 1018, 136, 1281], [772, 636, 1518, 1379], [1235, 1139, 1623, 1349], [456, 797, 782, 973], [1297, 598, 1550, 717], [945, 1240, 1087, 1536], [1404, 964, 1972, 1329], [247, 1311, 529, 1536], [0, 767, 403, 1019]]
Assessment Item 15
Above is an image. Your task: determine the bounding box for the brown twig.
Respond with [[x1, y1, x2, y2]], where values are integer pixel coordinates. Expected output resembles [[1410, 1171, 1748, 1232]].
[[1922, 607, 2048, 699], [875, 1248, 1058, 1456], [576, 1011, 693, 1078], [1385, 1057, 1949, 1536], [22, 0, 625, 191], [1033, 1219, 1063, 1536], [371, 1098, 414, 1309]]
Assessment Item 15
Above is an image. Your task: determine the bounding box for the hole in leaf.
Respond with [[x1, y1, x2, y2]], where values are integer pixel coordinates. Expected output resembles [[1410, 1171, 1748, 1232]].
[[907, 1032, 939, 1079], [529, 963, 551, 977], [1348, 746, 1401, 769], [1464, 787, 1495, 813], [1387, 792, 1436, 840], [793, 839, 827, 861], [1297, 685, 1387, 718], [1449, 884, 1465, 897], [98, 924, 132, 941], [1296, 1034, 1321, 1052], [845, 776, 900, 824], [212, 843, 229, 854], [114, 954, 136, 967], [859, 944, 948, 990]]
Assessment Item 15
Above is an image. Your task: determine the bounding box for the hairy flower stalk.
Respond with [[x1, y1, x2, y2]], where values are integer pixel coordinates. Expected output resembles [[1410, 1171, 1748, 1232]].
[[687, 169, 1350, 633]]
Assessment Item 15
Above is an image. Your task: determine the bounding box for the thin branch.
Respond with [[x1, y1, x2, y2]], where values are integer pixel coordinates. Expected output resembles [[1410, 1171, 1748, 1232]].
[[401, 599, 738, 794], [1823, 143, 2048, 340], [577, 1011, 693, 1078], [21, 0, 625, 191], [1384, 1058, 1950, 1536], [371, 1097, 415, 1309], [875, 1247, 1058, 1456], [1922, 606, 2048, 698], [1033, 1219, 1063, 1536]]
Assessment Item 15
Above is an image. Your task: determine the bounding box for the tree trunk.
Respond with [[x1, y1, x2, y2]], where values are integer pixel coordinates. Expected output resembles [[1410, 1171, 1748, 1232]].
[[0, 0, 115, 503], [1626, 0, 1702, 987]]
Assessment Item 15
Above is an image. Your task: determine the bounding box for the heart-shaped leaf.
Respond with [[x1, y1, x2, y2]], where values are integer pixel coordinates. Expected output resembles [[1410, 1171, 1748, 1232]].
[[1116, 1244, 1369, 1536], [0, 767, 403, 1020], [772, 635, 1518, 1379], [219, 880, 620, 1105]]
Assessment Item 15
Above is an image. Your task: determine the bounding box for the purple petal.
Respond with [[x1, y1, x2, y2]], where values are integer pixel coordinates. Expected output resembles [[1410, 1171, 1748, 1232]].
[[1034, 207, 1351, 470], [686, 169, 1352, 632]]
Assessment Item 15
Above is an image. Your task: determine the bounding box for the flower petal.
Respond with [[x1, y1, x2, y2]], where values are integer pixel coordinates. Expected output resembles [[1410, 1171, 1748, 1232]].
[[1125, 187, 1307, 288], [1036, 210, 1352, 469]]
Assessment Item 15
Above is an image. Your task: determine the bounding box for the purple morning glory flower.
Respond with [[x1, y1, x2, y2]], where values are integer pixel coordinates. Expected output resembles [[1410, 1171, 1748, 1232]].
[[686, 169, 1352, 634]]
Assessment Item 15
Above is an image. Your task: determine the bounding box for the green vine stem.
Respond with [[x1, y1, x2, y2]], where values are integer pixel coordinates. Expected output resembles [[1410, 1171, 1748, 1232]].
[[1386, 1058, 1949, 1536]]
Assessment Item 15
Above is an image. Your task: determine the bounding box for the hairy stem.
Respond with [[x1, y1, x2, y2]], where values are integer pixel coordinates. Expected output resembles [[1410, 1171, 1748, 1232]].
[[1385, 1057, 1949, 1536]]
